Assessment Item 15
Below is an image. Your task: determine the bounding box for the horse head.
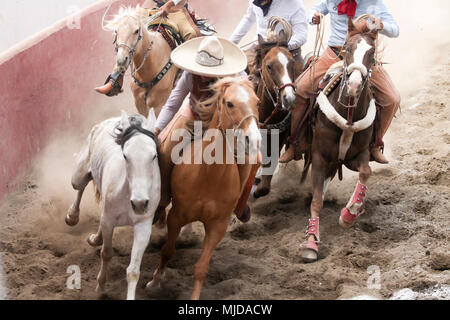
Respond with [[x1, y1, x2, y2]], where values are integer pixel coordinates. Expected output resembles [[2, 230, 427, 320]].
[[343, 17, 379, 98], [105, 5, 149, 73], [115, 110, 159, 215], [257, 33, 297, 111], [214, 77, 261, 161]]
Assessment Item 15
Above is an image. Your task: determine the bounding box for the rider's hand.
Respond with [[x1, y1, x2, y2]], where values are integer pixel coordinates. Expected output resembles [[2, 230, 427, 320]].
[[312, 12, 322, 25], [154, 127, 161, 137], [368, 17, 384, 31], [160, 1, 175, 16]]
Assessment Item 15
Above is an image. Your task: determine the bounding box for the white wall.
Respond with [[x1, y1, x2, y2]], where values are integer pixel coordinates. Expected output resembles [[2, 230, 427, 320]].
[[0, 0, 100, 53]]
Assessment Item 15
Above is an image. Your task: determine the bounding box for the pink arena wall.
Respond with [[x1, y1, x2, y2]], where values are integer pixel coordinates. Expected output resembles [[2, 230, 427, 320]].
[[0, 0, 247, 201], [0, 0, 140, 200]]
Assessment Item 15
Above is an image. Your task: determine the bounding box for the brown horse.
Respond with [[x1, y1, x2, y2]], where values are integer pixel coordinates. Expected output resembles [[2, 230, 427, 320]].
[[252, 33, 301, 199], [146, 77, 261, 300], [104, 6, 179, 117], [300, 18, 380, 263]]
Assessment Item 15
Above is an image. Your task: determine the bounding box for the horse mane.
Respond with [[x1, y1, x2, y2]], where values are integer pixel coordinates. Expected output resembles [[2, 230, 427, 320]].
[[189, 76, 254, 128], [104, 5, 148, 31], [254, 40, 289, 71]]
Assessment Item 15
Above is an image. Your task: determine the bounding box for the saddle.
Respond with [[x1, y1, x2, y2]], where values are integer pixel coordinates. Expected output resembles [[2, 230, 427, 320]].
[[147, 8, 216, 50], [147, 9, 184, 50]]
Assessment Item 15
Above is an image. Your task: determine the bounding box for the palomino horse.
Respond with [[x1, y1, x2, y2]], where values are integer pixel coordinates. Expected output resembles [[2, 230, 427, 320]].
[[147, 77, 261, 299], [104, 6, 179, 117], [252, 20, 301, 199], [65, 110, 160, 300], [300, 18, 379, 263]]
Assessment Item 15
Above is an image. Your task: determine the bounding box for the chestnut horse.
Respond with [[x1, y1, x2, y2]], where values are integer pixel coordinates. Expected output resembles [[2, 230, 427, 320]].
[[300, 18, 380, 262], [104, 5, 179, 117], [252, 27, 301, 199], [146, 77, 261, 299]]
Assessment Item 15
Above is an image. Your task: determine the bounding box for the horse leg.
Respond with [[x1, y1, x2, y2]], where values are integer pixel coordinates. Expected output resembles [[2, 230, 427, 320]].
[[96, 221, 114, 294], [300, 153, 327, 263], [340, 151, 371, 228], [126, 220, 152, 300], [66, 169, 91, 226], [146, 207, 183, 290], [132, 85, 149, 117], [254, 131, 286, 198], [191, 217, 228, 300], [87, 226, 103, 247]]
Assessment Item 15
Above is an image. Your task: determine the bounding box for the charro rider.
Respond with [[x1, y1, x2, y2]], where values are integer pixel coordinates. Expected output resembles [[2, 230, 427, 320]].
[[96, 0, 201, 96], [279, 0, 401, 164], [154, 36, 256, 222], [230, 0, 308, 77]]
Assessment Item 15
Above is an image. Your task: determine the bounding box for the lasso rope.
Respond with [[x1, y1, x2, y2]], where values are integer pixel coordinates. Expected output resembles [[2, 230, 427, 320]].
[[266, 16, 293, 43], [310, 13, 326, 93]]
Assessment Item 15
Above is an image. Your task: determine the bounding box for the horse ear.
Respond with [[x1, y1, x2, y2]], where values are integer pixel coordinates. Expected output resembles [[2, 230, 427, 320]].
[[348, 17, 356, 33], [278, 29, 287, 43], [120, 110, 130, 130], [258, 34, 265, 45], [145, 109, 156, 132]]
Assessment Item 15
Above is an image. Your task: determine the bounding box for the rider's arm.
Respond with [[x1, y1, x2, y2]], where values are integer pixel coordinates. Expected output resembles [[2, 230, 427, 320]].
[[308, 0, 329, 25], [155, 72, 193, 132], [376, 2, 400, 38], [288, 3, 308, 50], [229, 0, 256, 45]]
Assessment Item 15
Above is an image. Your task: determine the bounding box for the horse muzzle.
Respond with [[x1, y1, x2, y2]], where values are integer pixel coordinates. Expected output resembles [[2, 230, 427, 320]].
[[130, 198, 150, 215], [280, 84, 297, 110]]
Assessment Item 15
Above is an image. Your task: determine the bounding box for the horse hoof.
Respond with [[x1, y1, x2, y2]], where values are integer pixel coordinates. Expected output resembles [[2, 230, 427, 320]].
[[95, 284, 106, 295], [145, 280, 160, 290], [236, 205, 251, 223], [300, 248, 318, 263], [65, 212, 79, 226], [254, 186, 270, 199], [339, 216, 353, 229], [87, 234, 102, 247]]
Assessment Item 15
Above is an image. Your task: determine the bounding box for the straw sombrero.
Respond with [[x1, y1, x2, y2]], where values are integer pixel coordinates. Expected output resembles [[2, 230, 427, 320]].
[[170, 36, 247, 77]]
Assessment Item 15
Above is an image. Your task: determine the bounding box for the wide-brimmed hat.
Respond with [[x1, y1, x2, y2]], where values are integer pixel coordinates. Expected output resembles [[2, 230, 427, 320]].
[[170, 36, 247, 77]]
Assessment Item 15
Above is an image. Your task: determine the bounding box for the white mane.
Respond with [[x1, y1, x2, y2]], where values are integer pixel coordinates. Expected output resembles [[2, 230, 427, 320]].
[[104, 5, 148, 31]]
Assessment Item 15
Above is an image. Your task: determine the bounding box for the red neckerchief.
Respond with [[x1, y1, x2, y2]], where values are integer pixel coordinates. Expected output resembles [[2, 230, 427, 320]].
[[337, 0, 357, 18]]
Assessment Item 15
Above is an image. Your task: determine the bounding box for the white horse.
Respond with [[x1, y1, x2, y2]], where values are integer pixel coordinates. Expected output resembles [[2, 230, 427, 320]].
[[65, 110, 161, 300]]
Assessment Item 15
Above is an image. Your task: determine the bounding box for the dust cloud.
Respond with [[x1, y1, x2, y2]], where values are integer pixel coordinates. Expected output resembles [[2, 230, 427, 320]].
[[22, 0, 450, 232]]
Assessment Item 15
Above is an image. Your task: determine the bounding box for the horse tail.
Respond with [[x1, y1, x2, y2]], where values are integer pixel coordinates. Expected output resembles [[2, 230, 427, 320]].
[[92, 181, 101, 204], [300, 150, 312, 184]]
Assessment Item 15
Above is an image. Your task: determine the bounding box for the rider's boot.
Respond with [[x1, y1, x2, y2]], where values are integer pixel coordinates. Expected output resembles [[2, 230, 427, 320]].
[[370, 147, 389, 164], [95, 71, 124, 97]]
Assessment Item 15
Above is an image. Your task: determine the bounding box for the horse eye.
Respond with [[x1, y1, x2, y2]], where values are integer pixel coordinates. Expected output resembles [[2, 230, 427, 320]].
[[266, 64, 272, 70], [123, 154, 128, 161], [134, 29, 139, 34], [227, 101, 234, 108], [152, 154, 157, 161]]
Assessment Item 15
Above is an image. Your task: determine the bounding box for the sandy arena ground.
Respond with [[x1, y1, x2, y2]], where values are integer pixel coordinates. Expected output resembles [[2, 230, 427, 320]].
[[0, 1, 449, 300]]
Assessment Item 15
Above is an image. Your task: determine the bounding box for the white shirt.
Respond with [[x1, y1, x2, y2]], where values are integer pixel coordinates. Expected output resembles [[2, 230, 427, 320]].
[[155, 71, 193, 131], [230, 0, 308, 50], [310, 0, 400, 47]]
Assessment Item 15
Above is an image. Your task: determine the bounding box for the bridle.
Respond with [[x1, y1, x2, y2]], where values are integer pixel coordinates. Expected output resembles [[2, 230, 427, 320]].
[[338, 41, 375, 109], [114, 25, 143, 71], [257, 51, 296, 132], [112, 18, 165, 95], [259, 67, 296, 110], [216, 96, 258, 157]]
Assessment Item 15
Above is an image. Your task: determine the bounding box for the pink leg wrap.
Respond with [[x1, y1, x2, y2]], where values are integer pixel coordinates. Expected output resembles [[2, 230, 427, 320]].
[[301, 217, 320, 253], [340, 181, 368, 225]]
